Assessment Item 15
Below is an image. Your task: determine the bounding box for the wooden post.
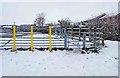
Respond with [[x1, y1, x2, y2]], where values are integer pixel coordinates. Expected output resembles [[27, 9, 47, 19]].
[[98, 31, 101, 49], [102, 26, 105, 46], [71, 27, 73, 39], [93, 27, 97, 49], [12, 25, 16, 52], [49, 26, 52, 52], [102, 32, 105, 46], [79, 27, 81, 41], [89, 27, 92, 41], [30, 25, 34, 51]]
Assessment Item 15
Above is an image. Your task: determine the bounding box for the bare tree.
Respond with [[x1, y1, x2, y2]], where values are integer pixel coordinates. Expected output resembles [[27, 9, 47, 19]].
[[58, 18, 71, 38], [58, 17, 71, 28], [34, 13, 46, 27]]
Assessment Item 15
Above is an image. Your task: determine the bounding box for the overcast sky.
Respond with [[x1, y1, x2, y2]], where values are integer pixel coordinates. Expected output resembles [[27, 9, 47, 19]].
[[1, 2, 118, 25]]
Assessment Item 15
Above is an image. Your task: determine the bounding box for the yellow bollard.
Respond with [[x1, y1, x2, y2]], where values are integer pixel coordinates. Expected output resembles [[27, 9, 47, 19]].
[[49, 26, 52, 52], [30, 25, 34, 51], [12, 26, 16, 52]]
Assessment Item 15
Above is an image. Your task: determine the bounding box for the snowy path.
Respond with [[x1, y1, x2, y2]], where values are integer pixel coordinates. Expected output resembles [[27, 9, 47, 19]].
[[1, 40, 118, 76]]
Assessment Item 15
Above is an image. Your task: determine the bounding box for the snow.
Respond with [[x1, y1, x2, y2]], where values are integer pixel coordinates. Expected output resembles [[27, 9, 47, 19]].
[[0, 34, 118, 76], [1, 40, 118, 76], [0, 52, 2, 77]]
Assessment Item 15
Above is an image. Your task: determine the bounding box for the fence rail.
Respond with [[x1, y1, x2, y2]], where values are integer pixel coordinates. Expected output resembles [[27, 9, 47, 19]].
[[0, 25, 105, 53]]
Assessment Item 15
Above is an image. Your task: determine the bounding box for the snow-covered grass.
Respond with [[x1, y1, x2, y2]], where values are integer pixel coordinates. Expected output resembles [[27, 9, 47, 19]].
[[0, 34, 118, 76], [0, 52, 2, 77], [1, 40, 118, 76]]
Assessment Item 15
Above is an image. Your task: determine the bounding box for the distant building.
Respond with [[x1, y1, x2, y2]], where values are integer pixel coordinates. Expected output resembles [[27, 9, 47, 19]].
[[0, 25, 18, 33]]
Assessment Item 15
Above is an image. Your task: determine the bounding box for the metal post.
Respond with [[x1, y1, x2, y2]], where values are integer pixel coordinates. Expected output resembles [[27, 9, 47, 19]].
[[30, 25, 34, 51], [64, 28, 67, 49], [12, 25, 16, 52], [93, 32, 97, 49], [49, 26, 52, 52], [60, 26, 62, 38], [55, 24, 57, 35], [68, 33, 69, 49]]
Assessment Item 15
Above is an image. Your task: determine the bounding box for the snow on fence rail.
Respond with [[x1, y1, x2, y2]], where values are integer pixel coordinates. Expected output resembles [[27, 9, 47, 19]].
[[0, 25, 105, 53]]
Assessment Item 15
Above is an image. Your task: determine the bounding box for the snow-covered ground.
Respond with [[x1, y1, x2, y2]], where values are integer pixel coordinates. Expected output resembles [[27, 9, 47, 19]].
[[0, 52, 2, 77], [0, 34, 118, 76]]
